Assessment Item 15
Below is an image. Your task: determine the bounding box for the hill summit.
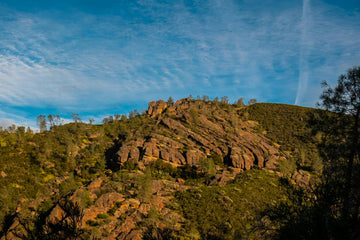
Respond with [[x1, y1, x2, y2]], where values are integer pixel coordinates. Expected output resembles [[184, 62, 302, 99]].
[[0, 98, 320, 239]]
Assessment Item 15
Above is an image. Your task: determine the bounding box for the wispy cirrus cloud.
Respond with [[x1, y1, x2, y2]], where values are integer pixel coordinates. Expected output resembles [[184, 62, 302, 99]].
[[0, 0, 359, 127]]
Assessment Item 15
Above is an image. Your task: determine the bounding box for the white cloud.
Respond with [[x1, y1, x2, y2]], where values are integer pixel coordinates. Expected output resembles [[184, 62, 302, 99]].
[[0, 118, 15, 129], [0, 110, 39, 131], [0, 0, 359, 122]]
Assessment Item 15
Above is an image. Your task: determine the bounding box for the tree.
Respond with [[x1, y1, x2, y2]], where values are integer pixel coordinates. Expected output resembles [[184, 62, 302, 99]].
[[235, 97, 245, 107], [167, 96, 174, 105], [121, 114, 128, 121], [47, 114, 54, 128], [247, 98, 257, 105], [129, 109, 139, 118], [103, 117, 109, 124], [114, 114, 121, 121], [26, 127, 32, 134], [55, 115, 61, 126], [220, 96, 229, 104], [37, 115, 47, 132], [198, 157, 216, 176], [71, 113, 81, 123], [7, 124, 16, 133], [318, 66, 360, 222]]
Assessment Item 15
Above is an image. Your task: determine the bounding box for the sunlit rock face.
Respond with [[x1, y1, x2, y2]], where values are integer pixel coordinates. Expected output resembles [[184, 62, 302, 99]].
[[111, 98, 280, 171]]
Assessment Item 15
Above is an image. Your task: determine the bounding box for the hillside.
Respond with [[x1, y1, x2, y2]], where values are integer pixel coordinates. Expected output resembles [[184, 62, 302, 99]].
[[0, 98, 322, 239]]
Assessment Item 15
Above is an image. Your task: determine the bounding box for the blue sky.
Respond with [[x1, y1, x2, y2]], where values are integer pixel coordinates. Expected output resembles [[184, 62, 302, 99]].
[[0, 0, 359, 129]]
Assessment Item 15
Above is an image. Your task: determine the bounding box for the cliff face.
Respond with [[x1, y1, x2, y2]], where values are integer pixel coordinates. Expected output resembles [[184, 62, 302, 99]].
[[110, 98, 282, 171]]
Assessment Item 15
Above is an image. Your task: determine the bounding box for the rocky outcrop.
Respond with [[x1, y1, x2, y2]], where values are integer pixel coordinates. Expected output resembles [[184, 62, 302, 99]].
[[147, 100, 168, 118], [109, 98, 282, 171], [85, 178, 186, 239], [83, 192, 125, 223], [0, 176, 186, 240]]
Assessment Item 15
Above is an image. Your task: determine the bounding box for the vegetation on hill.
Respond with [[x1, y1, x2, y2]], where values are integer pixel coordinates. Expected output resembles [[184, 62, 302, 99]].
[[0, 116, 152, 226], [1, 67, 359, 240], [245, 103, 321, 171]]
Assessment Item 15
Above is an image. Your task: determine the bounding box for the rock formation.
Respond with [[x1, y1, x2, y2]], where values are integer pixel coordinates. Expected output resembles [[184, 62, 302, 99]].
[[109, 98, 281, 171]]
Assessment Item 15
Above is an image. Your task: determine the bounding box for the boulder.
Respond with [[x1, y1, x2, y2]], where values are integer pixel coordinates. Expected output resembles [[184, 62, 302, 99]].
[[47, 204, 65, 225], [87, 177, 103, 190]]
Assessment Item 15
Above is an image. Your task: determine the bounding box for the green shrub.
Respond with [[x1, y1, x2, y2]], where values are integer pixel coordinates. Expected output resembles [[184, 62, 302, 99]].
[[278, 158, 297, 179], [96, 213, 109, 219]]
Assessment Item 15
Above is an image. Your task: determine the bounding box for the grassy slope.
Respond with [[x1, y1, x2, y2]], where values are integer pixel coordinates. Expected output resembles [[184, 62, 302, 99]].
[[245, 103, 320, 169]]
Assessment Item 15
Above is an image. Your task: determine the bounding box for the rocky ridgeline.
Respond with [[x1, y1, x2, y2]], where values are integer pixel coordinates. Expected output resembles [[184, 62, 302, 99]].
[[111, 98, 282, 171]]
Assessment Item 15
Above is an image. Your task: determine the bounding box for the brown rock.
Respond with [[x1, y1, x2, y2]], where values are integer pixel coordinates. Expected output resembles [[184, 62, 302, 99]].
[[137, 161, 146, 171], [111, 98, 282, 172], [115, 215, 137, 238], [185, 149, 205, 165], [138, 203, 151, 216], [150, 196, 166, 210], [47, 204, 65, 225], [95, 192, 125, 210], [117, 146, 130, 163], [1, 171, 7, 177], [229, 146, 253, 170], [143, 141, 160, 159], [117, 145, 140, 164], [128, 147, 140, 163], [159, 149, 170, 161], [188, 132, 210, 147], [83, 192, 124, 223], [160, 148, 186, 165], [210, 171, 232, 186], [292, 170, 311, 187], [126, 198, 140, 209], [265, 156, 279, 169], [161, 118, 188, 133], [87, 177, 103, 190], [114, 203, 130, 218], [3, 219, 21, 239], [198, 114, 226, 136], [177, 178, 185, 184], [152, 132, 184, 149], [125, 230, 142, 240], [147, 100, 168, 118]]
